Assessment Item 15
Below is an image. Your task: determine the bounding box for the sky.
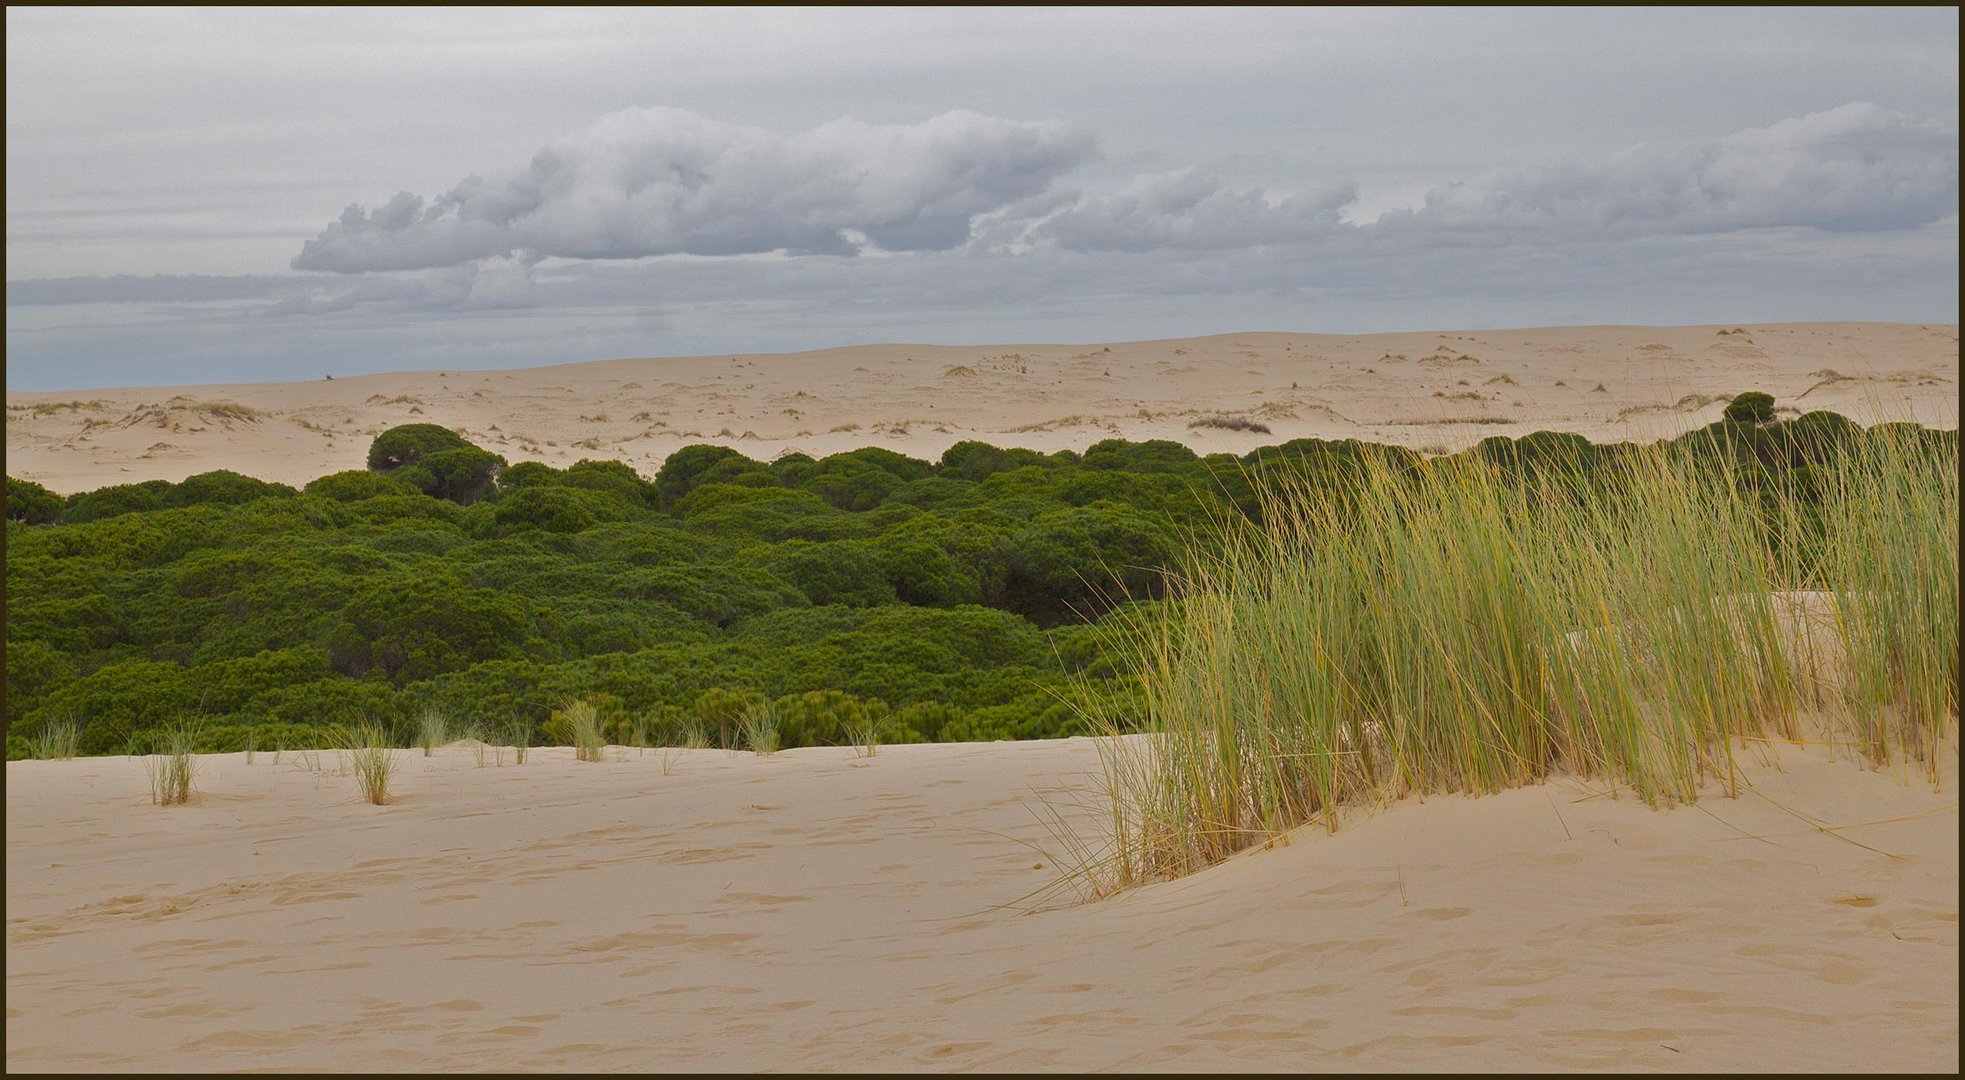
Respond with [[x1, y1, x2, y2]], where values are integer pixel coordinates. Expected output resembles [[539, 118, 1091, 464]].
[[5, 7, 1958, 391]]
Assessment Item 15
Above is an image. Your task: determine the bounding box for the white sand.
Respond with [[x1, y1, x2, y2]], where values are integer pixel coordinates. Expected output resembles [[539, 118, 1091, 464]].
[[4, 738, 1955, 1072], [6, 322, 1957, 493]]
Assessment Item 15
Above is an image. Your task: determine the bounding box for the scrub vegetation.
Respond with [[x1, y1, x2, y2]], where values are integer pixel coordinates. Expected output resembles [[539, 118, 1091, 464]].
[[3, 402, 1952, 781]]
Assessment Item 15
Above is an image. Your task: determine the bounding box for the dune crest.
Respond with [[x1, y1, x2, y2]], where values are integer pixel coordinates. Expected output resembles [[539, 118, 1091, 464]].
[[6, 322, 1956, 493]]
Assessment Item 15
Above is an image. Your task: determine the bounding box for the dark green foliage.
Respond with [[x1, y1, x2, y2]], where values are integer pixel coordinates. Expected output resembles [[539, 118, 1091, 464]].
[[561, 459, 656, 504], [1003, 504, 1178, 622], [63, 481, 171, 524], [9, 415, 1928, 757], [366, 423, 473, 472], [1723, 391, 1777, 425], [304, 470, 418, 502], [168, 470, 298, 508], [5, 477, 65, 524], [397, 445, 505, 504], [492, 485, 640, 533], [799, 453, 909, 511], [740, 539, 896, 607], [1082, 438, 1200, 473], [654, 444, 756, 509]]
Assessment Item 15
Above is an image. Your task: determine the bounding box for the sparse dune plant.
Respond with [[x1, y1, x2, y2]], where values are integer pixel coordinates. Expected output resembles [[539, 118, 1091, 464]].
[[546, 700, 606, 762], [738, 702, 781, 756], [504, 717, 530, 765], [1081, 431, 1958, 890], [417, 708, 451, 757], [144, 721, 200, 806], [341, 721, 398, 805], [680, 718, 713, 751], [29, 715, 80, 761], [845, 718, 881, 758]]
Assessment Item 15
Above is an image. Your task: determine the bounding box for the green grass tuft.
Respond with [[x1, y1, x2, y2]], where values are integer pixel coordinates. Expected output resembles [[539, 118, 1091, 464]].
[[340, 721, 398, 805], [144, 720, 200, 806]]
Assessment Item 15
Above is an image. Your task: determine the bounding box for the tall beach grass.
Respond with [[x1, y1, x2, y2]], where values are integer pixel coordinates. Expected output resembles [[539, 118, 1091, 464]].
[[1079, 427, 1958, 891], [28, 715, 81, 761]]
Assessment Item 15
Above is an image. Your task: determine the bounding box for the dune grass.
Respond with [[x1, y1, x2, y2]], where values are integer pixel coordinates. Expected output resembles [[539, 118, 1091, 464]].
[[144, 721, 200, 806], [1077, 427, 1958, 892], [28, 715, 80, 761], [416, 708, 451, 757], [680, 719, 713, 751], [845, 718, 881, 759], [738, 702, 781, 756], [546, 700, 606, 762], [339, 721, 398, 805]]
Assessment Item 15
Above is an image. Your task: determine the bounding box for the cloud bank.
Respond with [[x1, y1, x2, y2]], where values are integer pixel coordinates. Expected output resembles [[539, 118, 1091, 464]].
[[288, 102, 1956, 278], [292, 107, 1096, 271]]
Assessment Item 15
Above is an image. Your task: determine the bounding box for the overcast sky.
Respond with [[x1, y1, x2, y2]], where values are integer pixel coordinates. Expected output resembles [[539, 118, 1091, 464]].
[[5, 7, 1958, 390]]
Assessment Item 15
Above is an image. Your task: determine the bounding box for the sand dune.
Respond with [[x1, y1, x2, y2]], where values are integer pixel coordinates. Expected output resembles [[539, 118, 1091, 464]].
[[6, 322, 1957, 493], [7, 324, 1957, 1071], [4, 738, 1955, 1072]]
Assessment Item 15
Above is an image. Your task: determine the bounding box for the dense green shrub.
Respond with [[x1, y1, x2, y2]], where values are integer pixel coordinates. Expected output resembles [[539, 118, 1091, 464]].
[[7, 413, 1930, 757], [1724, 391, 1778, 425], [367, 423, 473, 471], [305, 470, 418, 502], [5, 477, 65, 524]]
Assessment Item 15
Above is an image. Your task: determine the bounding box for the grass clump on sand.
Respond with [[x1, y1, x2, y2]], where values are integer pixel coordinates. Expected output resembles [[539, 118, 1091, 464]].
[[28, 715, 81, 760], [1079, 426, 1958, 891], [144, 721, 200, 806], [845, 717, 881, 758], [1188, 415, 1272, 434], [416, 708, 451, 757], [546, 700, 606, 762], [338, 721, 399, 805], [504, 717, 531, 765], [738, 702, 781, 756]]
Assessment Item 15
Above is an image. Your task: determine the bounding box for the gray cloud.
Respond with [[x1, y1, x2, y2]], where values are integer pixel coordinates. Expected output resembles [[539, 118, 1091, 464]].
[[1025, 103, 1957, 255], [1381, 103, 1958, 240], [292, 107, 1096, 271], [1035, 171, 1358, 252]]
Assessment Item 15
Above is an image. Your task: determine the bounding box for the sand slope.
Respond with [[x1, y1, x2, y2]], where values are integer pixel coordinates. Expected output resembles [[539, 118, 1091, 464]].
[[6, 738, 1955, 1072], [6, 322, 1957, 493]]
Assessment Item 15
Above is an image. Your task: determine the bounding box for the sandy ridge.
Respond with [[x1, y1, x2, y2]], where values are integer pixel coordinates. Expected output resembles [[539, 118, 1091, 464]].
[[7, 322, 1957, 493]]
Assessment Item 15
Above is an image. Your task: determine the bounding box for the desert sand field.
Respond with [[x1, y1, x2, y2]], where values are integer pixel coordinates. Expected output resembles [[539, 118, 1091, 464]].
[[5, 322, 1958, 493], [4, 737, 1956, 1073]]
